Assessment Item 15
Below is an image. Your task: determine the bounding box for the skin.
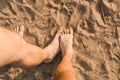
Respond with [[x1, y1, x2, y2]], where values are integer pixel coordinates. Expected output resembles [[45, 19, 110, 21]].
[[0, 25, 77, 80], [54, 28, 77, 80], [0, 25, 62, 68]]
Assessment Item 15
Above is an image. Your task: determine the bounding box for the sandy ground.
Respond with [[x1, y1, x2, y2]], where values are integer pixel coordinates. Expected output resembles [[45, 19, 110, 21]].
[[0, 0, 120, 80]]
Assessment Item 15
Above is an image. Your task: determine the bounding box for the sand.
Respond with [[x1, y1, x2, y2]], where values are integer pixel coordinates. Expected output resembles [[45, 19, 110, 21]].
[[0, 0, 120, 80]]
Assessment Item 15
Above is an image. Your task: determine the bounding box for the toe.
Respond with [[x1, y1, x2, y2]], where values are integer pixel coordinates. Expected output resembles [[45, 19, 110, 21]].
[[63, 29, 66, 34], [58, 27, 63, 34], [17, 26, 20, 32], [14, 28, 17, 31], [70, 27, 73, 34], [55, 28, 63, 38], [20, 25, 25, 32], [65, 29, 67, 34], [66, 29, 69, 34]]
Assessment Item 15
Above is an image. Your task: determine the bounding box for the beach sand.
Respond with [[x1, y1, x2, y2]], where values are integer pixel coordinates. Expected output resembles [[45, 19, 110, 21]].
[[0, 0, 120, 80]]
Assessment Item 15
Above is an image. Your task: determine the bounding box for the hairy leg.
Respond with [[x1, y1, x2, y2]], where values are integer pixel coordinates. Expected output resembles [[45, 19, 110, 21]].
[[0, 25, 62, 68], [54, 28, 77, 80]]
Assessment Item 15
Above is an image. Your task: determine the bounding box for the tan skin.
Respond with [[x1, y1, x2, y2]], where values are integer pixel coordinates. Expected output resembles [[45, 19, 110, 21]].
[[0, 25, 77, 80], [54, 28, 77, 80]]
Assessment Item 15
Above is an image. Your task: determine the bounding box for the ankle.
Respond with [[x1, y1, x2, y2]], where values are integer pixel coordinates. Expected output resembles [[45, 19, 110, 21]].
[[62, 54, 72, 63], [42, 48, 50, 58], [62, 50, 73, 57]]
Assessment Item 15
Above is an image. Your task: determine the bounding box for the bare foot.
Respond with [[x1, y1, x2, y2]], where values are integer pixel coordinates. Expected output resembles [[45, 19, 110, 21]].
[[44, 28, 63, 63], [14, 25, 24, 37], [60, 28, 73, 57]]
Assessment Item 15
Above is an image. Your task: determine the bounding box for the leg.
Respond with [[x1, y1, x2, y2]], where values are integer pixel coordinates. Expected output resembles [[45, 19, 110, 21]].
[[54, 28, 77, 80], [14, 26, 62, 68], [0, 25, 62, 68]]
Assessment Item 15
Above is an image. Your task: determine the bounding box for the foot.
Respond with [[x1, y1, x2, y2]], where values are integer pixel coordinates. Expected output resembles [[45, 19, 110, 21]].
[[14, 25, 24, 37], [44, 28, 63, 63], [60, 27, 73, 57]]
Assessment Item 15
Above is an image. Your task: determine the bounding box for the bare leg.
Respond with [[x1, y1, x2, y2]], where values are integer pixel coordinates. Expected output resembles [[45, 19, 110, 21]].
[[54, 28, 77, 80], [0, 25, 62, 68]]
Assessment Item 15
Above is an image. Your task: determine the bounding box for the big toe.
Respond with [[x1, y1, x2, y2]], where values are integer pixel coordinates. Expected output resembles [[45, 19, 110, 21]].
[[55, 27, 63, 37], [19, 25, 24, 33], [58, 27, 63, 34]]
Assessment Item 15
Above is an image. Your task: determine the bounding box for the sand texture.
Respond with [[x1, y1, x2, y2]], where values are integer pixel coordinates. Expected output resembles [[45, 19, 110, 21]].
[[0, 0, 120, 80]]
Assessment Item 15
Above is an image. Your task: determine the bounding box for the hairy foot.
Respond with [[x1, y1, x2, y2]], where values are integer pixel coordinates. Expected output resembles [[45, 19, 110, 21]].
[[14, 25, 24, 37], [60, 28, 73, 57], [44, 28, 63, 63]]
